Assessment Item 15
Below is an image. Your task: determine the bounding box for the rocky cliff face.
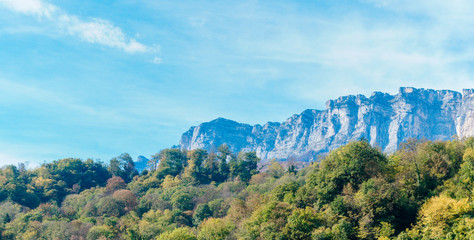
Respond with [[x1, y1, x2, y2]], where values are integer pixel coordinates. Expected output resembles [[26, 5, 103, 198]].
[[180, 88, 474, 161]]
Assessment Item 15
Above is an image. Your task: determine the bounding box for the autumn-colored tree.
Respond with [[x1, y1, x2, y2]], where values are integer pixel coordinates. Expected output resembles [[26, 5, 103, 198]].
[[267, 160, 285, 178], [105, 176, 126, 193], [112, 189, 137, 212], [412, 195, 473, 239]]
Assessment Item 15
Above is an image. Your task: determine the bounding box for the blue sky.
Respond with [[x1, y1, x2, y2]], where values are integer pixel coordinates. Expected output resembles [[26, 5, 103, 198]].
[[0, 0, 473, 166]]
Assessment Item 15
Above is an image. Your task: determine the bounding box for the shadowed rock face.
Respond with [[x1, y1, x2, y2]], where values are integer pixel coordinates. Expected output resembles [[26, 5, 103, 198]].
[[180, 87, 474, 162]]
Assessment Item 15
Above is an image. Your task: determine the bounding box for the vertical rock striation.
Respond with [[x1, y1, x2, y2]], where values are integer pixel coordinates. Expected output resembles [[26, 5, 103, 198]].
[[179, 88, 474, 161]]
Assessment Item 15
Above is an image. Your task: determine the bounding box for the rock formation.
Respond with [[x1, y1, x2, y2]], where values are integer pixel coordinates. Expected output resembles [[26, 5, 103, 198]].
[[180, 87, 474, 161]]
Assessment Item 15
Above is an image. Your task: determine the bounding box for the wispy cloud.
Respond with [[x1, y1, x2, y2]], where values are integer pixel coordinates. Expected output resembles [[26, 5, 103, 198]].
[[0, 0, 156, 54], [0, 0, 55, 17], [164, 0, 474, 102]]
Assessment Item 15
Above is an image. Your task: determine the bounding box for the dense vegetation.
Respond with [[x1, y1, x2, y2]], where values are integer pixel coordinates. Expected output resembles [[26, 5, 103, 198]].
[[1, 138, 474, 239]]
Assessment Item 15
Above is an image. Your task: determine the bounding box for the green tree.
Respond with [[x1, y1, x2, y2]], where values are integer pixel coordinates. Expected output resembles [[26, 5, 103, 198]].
[[182, 149, 208, 185], [229, 151, 260, 182], [149, 152, 161, 171], [170, 191, 194, 211], [283, 207, 321, 240], [311, 140, 387, 204], [109, 153, 138, 183], [444, 148, 474, 199], [197, 218, 235, 240], [193, 203, 212, 225], [242, 201, 293, 239], [87, 225, 116, 240], [207, 198, 229, 218], [202, 153, 220, 183], [156, 149, 187, 179], [156, 227, 196, 240], [216, 144, 232, 181], [268, 160, 285, 178]]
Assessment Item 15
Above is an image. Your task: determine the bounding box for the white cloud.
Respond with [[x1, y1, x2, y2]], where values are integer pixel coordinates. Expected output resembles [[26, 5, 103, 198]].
[[0, 0, 156, 54], [58, 15, 150, 54], [0, 0, 55, 17]]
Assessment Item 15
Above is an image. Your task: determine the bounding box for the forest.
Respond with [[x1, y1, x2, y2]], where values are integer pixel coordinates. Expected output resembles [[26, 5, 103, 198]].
[[0, 138, 474, 239]]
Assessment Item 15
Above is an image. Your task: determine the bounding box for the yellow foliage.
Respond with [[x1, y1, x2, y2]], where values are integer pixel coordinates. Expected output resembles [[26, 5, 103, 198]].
[[267, 160, 285, 178], [0, 175, 7, 185], [22, 231, 39, 240], [418, 195, 472, 238], [450, 217, 474, 239], [464, 148, 474, 161], [198, 218, 235, 240], [33, 176, 54, 188], [161, 175, 181, 189]]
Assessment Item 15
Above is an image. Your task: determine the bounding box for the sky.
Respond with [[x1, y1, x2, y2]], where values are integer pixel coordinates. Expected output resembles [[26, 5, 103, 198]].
[[0, 0, 474, 167]]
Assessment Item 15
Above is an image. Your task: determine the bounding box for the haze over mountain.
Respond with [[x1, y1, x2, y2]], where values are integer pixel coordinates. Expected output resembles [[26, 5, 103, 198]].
[[180, 87, 474, 161]]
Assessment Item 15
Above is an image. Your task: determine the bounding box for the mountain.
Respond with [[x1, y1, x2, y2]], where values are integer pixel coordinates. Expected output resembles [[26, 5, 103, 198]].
[[180, 87, 474, 161], [134, 155, 149, 173]]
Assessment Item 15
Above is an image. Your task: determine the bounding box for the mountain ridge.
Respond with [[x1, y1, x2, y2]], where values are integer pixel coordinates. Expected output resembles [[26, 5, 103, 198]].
[[180, 87, 474, 161]]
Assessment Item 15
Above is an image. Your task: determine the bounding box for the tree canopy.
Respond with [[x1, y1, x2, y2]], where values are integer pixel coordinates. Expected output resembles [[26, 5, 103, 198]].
[[1, 138, 474, 239]]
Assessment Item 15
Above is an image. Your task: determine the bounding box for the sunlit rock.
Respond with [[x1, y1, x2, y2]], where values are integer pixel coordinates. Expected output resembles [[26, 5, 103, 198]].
[[180, 88, 474, 161]]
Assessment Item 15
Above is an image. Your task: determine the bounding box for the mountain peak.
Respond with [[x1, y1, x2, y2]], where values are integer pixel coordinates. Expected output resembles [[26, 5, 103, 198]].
[[210, 117, 233, 123]]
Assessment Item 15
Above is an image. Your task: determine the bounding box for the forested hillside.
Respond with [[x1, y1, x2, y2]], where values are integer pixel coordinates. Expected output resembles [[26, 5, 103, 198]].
[[1, 138, 474, 239]]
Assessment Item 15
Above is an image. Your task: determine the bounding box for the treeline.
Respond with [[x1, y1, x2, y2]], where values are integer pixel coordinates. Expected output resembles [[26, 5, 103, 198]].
[[0, 139, 474, 239]]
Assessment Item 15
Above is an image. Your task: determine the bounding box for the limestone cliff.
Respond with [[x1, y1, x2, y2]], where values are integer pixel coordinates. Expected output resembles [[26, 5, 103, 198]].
[[180, 87, 474, 161]]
